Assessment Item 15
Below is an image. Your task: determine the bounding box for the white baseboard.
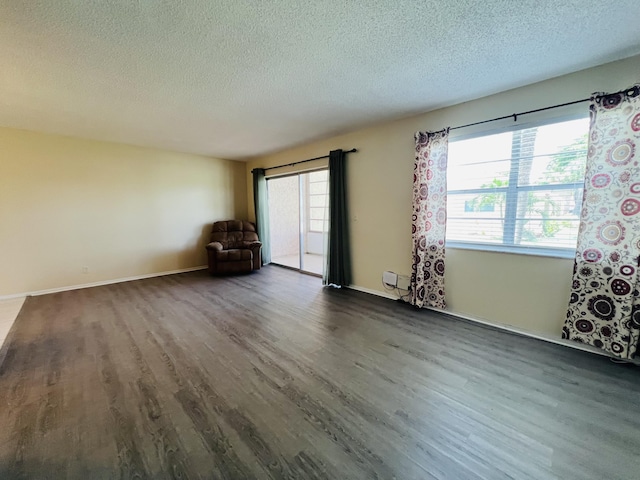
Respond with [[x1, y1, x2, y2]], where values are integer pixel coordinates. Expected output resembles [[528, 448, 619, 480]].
[[1, 272, 630, 363], [0, 266, 208, 300], [347, 284, 617, 360], [348, 284, 398, 301]]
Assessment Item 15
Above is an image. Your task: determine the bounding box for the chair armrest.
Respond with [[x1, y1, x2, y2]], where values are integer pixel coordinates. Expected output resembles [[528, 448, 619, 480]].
[[206, 241, 223, 251], [243, 241, 262, 270]]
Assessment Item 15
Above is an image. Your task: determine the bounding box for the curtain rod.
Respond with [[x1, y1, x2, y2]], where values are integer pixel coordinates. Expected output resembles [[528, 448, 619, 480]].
[[449, 97, 591, 131], [251, 148, 357, 173]]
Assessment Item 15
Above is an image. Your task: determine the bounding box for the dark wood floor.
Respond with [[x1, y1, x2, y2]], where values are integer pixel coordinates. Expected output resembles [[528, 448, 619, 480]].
[[0, 266, 639, 479]]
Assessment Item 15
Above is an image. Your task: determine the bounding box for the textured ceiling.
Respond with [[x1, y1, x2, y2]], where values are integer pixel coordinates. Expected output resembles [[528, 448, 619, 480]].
[[1, 1, 640, 160]]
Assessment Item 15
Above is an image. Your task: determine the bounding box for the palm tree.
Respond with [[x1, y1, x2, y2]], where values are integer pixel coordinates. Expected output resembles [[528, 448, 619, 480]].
[[467, 131, 587, 243]]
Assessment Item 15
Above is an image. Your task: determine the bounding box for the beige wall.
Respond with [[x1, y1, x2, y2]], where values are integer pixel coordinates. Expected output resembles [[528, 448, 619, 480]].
[[246, 54, 640, 339], [0, 128, 247, 297]]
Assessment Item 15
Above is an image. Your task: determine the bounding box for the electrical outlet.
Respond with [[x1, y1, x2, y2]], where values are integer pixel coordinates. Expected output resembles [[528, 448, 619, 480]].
[[397, 275, 411, 290], [382, 271, 397, 287], [82, 266, 89, 274]]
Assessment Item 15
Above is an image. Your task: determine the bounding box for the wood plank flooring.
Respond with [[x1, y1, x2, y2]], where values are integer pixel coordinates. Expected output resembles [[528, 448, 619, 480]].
[[0, 266, 639, 479]]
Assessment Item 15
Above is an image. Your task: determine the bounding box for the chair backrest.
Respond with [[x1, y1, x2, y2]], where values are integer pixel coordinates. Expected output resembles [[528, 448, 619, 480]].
[[210, 220, 259, 249]]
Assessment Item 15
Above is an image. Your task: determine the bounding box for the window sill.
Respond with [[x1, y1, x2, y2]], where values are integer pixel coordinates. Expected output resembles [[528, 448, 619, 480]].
[[446, 241, 576, 259]]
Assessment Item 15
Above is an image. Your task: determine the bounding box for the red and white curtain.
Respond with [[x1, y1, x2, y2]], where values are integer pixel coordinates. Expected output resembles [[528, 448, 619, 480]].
[[564, 85, 640, 359], [410, 129, 449, 309]]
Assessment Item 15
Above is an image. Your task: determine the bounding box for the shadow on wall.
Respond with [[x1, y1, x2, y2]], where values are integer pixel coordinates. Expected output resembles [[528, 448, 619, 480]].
[[137, 224, 215, 273], [127, 223, 218, 275], [172, 223, 219, 269], [194, 223, 215, 265]]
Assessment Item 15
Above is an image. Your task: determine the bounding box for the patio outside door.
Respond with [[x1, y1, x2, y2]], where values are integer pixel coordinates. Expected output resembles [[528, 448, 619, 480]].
[[267, 170, 328, 276]]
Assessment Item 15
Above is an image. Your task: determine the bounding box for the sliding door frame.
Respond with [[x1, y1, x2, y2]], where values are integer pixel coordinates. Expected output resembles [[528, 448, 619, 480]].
[[266, 167, 328, 277]]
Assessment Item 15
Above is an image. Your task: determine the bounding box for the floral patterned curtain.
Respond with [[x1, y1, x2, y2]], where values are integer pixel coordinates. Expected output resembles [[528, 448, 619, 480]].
[[563, 85, 640, 359], [410, 129, 449, 309]]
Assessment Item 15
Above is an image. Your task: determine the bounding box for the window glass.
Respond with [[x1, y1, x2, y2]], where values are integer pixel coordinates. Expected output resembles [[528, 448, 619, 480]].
[[307, 170, 329, 232], [446, 117, 589, 255]]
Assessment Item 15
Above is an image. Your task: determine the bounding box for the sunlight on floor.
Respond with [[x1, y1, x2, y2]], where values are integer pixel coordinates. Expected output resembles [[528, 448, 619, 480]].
[[272, 253, 324, 275], [0, 297, 25, 348]]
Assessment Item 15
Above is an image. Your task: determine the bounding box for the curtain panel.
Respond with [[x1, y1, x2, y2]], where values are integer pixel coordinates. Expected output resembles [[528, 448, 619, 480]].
[[410, 129, 449, 309], [252, 168, 271, 265], [324, 149, 352, 287], [563, 85, 640, 359]]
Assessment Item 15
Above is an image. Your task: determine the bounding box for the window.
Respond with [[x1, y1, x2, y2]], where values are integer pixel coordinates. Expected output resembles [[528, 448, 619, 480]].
[[307, 170, 329, 232], [446, 117, 589, 256]]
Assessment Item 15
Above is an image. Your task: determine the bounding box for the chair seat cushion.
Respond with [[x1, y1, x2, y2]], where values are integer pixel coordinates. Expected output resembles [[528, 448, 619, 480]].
[[217, 249, 252, 262]]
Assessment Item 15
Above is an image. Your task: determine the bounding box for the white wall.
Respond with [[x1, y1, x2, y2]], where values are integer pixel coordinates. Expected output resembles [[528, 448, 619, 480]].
[[246, 55, 640, 339]]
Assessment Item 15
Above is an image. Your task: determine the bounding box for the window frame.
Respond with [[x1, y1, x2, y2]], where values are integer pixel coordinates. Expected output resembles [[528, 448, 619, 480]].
[[445, 112, 589, 259], [306, 170, 329, 234]]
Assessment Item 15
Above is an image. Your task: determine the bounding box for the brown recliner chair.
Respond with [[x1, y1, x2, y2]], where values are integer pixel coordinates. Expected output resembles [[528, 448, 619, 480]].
[[206, 220, 262, 275]]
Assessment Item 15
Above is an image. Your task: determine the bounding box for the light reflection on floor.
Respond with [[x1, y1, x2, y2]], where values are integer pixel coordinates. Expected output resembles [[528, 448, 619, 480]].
[[272, 253, 324, 275]]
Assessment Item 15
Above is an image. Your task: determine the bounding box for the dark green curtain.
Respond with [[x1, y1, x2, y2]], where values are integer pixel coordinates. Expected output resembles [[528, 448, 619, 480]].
[[324, 149, 352, 287], [252, 168, 271, 264]]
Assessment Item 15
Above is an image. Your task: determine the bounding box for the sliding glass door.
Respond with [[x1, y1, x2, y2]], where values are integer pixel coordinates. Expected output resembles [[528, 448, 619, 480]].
[[268, 175, 301, 270], [267, 170, 328, 275]]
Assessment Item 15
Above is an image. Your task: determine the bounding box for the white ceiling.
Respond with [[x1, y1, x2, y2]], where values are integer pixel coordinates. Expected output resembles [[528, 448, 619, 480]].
[[1, 1, 640, 160]]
